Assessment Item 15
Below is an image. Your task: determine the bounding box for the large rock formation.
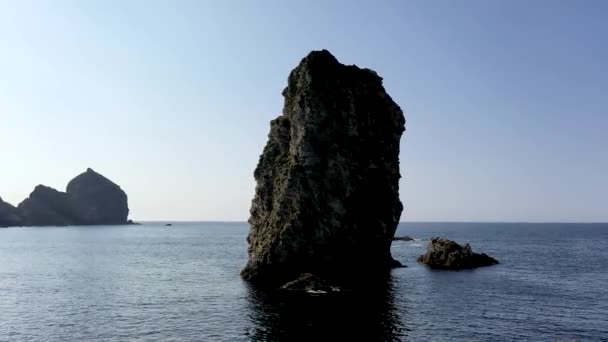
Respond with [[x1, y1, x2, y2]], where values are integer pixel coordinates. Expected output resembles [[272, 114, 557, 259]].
[[19, 185, 81, 226], [16, 168, 129, 226], [417, 237, 499, 270], [242, 50, 406, 285], [0, 196, 23, 227], [66, 168, 129, 225]]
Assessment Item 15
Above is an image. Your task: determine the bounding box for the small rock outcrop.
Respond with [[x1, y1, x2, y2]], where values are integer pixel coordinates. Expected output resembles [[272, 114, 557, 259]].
[[0, 196, 23, 227], [66, 168, 129, 225], [393, 235, 415, 241], [15, 168, 129, 227], [280, 273, 340, 294], [417, 237, 499, 270], [242, 50, 406, 285]]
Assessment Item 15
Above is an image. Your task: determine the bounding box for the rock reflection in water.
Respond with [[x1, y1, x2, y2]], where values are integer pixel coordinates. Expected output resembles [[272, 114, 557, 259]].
[[245, 276, 406, 341]]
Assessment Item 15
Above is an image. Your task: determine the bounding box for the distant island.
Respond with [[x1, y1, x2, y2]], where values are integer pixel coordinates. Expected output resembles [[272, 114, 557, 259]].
[[0, 168, 130, 227]]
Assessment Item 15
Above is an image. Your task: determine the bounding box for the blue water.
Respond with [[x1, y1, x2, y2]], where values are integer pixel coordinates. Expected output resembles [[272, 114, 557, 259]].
[[1, 222, 607, 341]]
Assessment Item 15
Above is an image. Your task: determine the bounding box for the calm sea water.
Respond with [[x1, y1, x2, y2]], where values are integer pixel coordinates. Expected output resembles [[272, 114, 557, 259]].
[[1, 222, 607, 341]]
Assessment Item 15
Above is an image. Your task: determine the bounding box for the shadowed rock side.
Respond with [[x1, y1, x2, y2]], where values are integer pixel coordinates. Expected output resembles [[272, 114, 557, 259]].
[[67, 168, 129, 225], [16, 168, 129, 226], [0, 196, 23, 227], [19, 185, 81, 226], [242, 50, 406, 285], [417, 237, 499, 270]]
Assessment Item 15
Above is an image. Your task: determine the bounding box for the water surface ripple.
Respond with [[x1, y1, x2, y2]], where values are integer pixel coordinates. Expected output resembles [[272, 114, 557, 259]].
[[1, 222, 606, 341]]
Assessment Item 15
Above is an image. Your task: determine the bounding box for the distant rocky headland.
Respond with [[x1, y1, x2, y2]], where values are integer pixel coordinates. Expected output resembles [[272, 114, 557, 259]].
[[0, 168, 130, 227], [242, 49, 406, 288]]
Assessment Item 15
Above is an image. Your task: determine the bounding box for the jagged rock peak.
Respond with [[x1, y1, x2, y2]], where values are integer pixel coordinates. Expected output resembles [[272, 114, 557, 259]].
[[242, 49, 406, 286]]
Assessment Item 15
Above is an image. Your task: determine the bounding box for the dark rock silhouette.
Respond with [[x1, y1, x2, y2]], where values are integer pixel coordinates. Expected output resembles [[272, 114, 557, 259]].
[[0, 196, 23, 227], [19, 185, 80, 226], [12, 168, 129, 227], [66, 168, 129, 225], [418, 237, 499, 270], [390, 259, 407, 268], [242, 50, 406, 285], [393, 235, 415, 241]]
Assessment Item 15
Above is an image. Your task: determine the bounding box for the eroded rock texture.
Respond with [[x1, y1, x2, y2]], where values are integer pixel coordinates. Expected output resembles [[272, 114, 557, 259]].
[[242, 50, 406, 285], [417, 237, 499, 270]]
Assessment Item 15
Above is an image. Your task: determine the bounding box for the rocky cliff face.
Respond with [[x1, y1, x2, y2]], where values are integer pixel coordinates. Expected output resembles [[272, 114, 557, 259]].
[[15, 168, 129, 226], [242, 50, 406, 285], [0, 196, 23, 227], [67, 168, 129, 225]]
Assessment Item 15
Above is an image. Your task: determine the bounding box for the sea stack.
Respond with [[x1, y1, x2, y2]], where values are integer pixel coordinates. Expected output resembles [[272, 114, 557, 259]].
[[418, 237, 499, 270], [17, 168, 130, 226], [242, 50, 406, 286], [66, 168, 129, 225]]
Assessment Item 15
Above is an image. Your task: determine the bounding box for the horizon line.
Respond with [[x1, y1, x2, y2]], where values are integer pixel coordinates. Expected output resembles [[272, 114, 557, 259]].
[[134, 220, 608, 224]]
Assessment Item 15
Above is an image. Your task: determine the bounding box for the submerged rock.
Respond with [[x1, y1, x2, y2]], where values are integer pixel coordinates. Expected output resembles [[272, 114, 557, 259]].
[[66, 168, 129, 225], [242, 50, 406, 285], [393, 235, 415, 241], [280, 273, 340, 294], [417, 237, 498, 270], [390, 258, 407, 268], [16, 168, 129, 226], [0, 196, 23, 227]]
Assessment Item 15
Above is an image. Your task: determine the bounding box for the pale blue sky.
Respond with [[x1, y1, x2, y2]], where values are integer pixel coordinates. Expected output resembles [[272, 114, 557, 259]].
[[1, 1, 606, 222]]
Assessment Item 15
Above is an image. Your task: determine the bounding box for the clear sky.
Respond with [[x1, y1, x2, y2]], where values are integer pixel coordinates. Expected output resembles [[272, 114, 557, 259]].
[[1, 1, 606, 222]]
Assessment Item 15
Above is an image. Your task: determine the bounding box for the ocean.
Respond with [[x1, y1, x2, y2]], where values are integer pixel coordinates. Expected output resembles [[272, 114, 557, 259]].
[[1, 222, 606, 341]]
